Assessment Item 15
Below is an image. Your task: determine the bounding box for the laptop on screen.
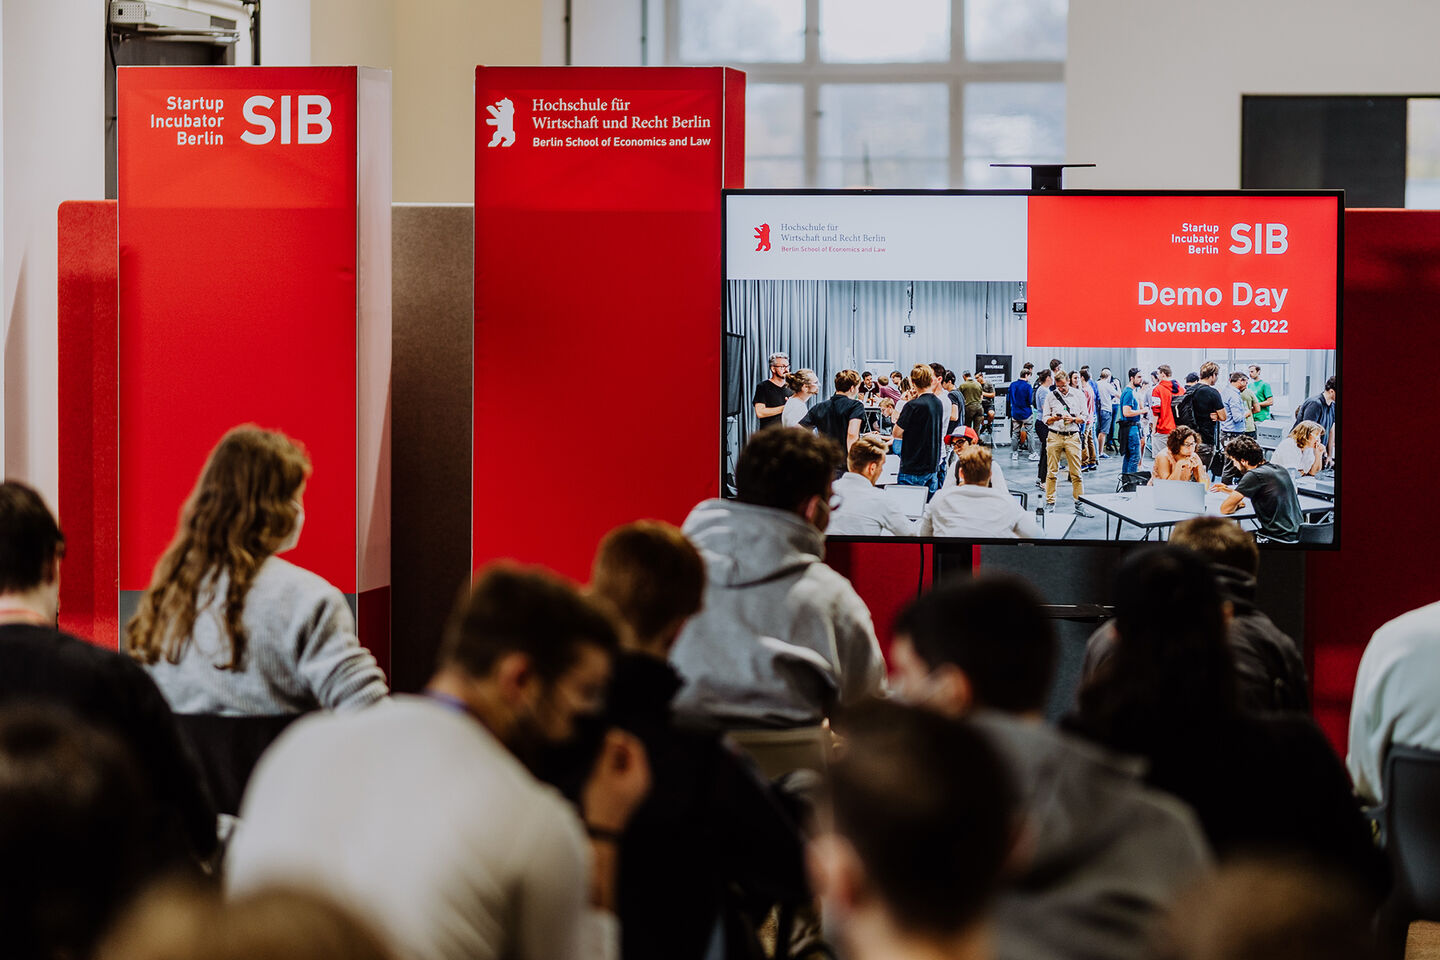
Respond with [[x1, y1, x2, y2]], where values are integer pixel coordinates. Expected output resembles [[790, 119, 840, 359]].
[[1152, 478, 1206, 514], [884, 484, 929, 520]]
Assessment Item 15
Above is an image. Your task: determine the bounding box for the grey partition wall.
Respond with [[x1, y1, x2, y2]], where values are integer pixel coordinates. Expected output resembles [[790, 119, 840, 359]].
[[392, 203, 473, 691]]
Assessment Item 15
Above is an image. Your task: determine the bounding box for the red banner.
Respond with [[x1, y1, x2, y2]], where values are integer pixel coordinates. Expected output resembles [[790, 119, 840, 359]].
[[474, 67, 744, 580], [116, 66, 390, 659], [1027, 195, 1339, 348]]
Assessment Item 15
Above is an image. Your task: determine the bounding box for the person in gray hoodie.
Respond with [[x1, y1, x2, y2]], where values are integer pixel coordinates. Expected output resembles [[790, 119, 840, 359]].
[[670, 428, 885, 729], [889, 574, 1212, 960]]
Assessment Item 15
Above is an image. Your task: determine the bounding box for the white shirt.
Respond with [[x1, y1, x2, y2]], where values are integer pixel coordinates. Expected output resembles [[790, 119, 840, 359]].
[[942, 455, 1010, 496], [828, 472, 917, 537], [1347, 601, 1440, 805], [782, 395, 811, 428], [1271, 436, 1319, 474], [919, 484, 1043, 539], [1043, 388, 1083, 433], [1095, 377, 1120, 406], [227, 697, 611, 960]]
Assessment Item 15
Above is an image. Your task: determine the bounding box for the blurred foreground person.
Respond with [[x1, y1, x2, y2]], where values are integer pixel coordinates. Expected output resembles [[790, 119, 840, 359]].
[[1150, 859, 1376, 960], [228, 566, 650, 960], [811, 701, 1016, 960], [98, 883, 395, 960], [891, 576, 1210, 960], [0, 706, 157, 960]]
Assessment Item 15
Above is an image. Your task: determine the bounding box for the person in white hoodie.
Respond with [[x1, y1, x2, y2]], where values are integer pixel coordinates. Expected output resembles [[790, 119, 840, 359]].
[[921, 445, 1041, 539], [670, 428, 886, 729]]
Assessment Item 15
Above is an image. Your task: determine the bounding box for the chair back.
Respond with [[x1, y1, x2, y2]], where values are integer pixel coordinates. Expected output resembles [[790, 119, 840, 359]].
[[1115, 470, 1151, 493], [1383, 745, 1440, 919], [1298, 521, 1334, 544], [173, 712, 304, 815]]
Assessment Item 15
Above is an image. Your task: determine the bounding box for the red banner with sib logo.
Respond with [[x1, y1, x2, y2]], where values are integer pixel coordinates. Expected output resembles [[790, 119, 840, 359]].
[[473, 67, 744, 580], [1027, 195, 1340, 348], [114, 66, 391, 663]]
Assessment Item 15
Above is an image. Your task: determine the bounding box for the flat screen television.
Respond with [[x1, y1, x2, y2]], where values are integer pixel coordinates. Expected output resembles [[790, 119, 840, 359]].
[[721, 189, 1341, 548]]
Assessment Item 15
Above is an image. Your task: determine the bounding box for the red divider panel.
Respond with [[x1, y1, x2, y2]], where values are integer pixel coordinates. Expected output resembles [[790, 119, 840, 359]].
[[57, 201, 120, 648], [473, 67, 744, 580], [116, 67, 391, 667]]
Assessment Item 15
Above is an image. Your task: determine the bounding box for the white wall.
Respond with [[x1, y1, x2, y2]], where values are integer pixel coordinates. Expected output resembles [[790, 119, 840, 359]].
[[2, 0, 105, 500], [1066, 0, 1440, 189], [256, 0, 312, 65]]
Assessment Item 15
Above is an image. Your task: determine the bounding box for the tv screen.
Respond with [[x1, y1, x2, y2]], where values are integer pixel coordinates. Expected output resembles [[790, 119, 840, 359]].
[[722, 190, 1341, 547]]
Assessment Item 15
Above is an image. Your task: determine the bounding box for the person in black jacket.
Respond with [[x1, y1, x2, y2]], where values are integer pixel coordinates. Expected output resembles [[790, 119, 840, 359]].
[[1068, 546, 1386, 900], [0, 481, 217, 867], [1083, 517, 1309, 714], [545, 520, 809, 960]]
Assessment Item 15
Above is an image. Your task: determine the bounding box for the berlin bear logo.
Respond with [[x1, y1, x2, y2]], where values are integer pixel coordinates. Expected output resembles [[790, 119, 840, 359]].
[[485, 98, 516, 148], [754, 223, 771, 252]]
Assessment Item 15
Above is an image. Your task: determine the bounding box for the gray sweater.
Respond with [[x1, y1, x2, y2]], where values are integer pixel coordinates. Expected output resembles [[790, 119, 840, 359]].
[[144, 556, 389, 716]]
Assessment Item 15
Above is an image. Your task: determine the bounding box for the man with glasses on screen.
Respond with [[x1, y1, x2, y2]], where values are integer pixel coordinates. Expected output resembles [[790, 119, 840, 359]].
[[753, 351, 792, 431], [1043, 371, 1095, 517], [671, 428, 885, 729]]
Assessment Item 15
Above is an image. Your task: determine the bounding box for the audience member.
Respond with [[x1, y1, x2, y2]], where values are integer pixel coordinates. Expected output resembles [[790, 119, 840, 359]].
[[830, 435, 918, 537], [1043, 371, 1094, 516], [1148, 364, 1185, 458], [858, 370, 880, 401], [1218, 372, 1251, 483], [1150, 859, 1377, 960], [1240, 376, 1260, 437], [127, 426, 389, 715], [876, 397, 897, 434], [810, 700, 1016, 960], [1188, 362, 1226, 466], [782, 369, 819, 428], [0, 481, 216, 865], [893, 364, 946, 495], [753, 352, 792, 430], [98, 883, 396, 960], [1296, 375, 1338, 458], [0, 706, 159, 960], [1095, 367, 1119, 455], [566, 522, 810, 960], [1078, 368, 1098, 471], [1347, 598, 1440, 805], [227, 565, 651, 960], [801, 369, 865, 465], [670, 428, 885, 728], [1032, 369, 1053, 475], [1007, 368, 1034, 459], [1118, 367, 1146, 474], [1271, 420, 1326, 476], [1084, 517, 1308, 714], [1211, 435, 1302, 543], [958, 370, 985, 435], [1068, 547, 1385, 892], [979, 372, 997, 436], [1150, 425, 1209, 483], [921, 446, 1040, 539], [891, 576, 1211, 960]]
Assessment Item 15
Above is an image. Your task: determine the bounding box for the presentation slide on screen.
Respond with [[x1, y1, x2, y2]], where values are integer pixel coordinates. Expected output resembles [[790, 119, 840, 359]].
[[723, 192, 1339, 546]]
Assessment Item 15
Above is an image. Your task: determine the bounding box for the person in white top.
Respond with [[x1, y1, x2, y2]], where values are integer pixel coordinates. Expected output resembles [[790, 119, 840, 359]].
[[782, 369, 819, 428], [1271, 420, 1326, 476], [227, 566, 651, 960], [828, 435, 917, 537], [1348, 599, 1440, 805], [921, 445, 1043, 539], [941, 427, 1009, 496]]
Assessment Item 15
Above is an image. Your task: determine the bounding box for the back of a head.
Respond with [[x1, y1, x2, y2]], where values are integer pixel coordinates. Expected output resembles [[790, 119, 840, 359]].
[[847, 434, 888, 473], [0, 481, 64, 595], [1151, 859, 1376, 960], [98, 883, 395, 960], [0, 705, 154, 960], [909, 363, 935, 391], [827, 700, 1015, 938], [894, 574, 1054, 713], [956, 444, 993, 487], [1170, 517, 1259, 577], [1078, 547, 1237, 742], [441, 564, 620, 683], [735, 427, 840, 511], [590, 521, 704, 646]]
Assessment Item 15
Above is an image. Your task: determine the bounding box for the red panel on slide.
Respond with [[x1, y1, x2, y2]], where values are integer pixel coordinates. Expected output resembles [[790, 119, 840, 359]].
[[116, 67, 361, 593], [473, 67, 744, 580]]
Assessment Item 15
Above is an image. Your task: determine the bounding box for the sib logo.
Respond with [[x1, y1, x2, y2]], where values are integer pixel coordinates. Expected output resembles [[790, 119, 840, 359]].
[[240, 95, 332, 145], [754, 223, 771, 252], [485, 98, 516, 147]]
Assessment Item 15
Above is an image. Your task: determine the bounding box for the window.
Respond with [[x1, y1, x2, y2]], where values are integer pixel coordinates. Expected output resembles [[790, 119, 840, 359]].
[[667, 0, 1067, 188]]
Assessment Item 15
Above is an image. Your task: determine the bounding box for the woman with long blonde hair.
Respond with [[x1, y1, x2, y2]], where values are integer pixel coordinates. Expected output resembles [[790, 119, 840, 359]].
[[1270, 419, 1325, 476], [126, 427, 388, 716]]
